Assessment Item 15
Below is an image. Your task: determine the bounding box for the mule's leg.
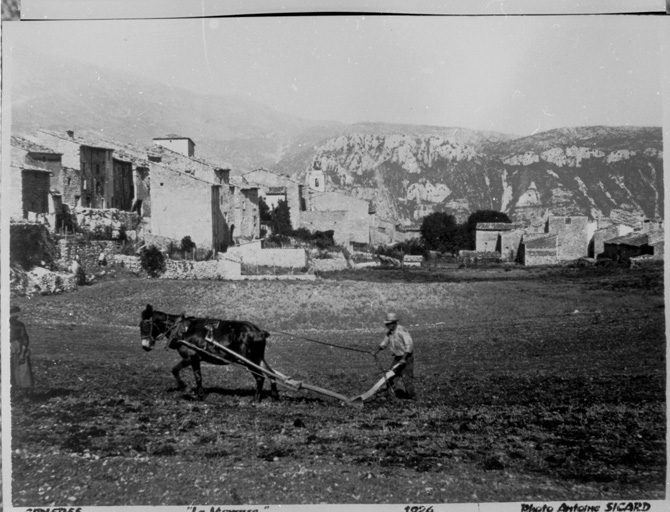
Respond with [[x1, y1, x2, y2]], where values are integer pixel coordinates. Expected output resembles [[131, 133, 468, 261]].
[[191, 357, 205, 400], [170, 359, 191, 391], [249, 367, 265, 403], [261, 359, 280, 401]]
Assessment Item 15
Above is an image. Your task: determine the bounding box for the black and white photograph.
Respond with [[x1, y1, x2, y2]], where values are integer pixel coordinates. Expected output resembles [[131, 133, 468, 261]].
[[2, 3, 668, 509]]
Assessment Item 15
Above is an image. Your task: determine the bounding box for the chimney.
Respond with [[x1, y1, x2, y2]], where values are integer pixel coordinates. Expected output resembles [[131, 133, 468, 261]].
[[215, 168, 231, 185], [66, 130, 74, 138]]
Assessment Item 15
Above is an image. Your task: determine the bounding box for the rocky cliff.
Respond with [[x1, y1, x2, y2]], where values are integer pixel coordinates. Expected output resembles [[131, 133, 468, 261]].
[[291, 125, 663, 225]]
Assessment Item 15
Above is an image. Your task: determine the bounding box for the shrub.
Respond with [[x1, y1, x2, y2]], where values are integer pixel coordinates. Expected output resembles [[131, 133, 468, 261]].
[[117, 225, 128, 242], [10, 223, 59, 270], [139, 245, 166, 277], [119, 240, 138, 256], [75, 266, 87, 286], [181, 236, 196, 254], [88, 225, 114, 241]]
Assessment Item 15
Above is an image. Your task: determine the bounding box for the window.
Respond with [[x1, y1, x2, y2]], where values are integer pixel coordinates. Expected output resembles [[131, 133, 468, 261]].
[[314, 178, 320, 188], [67, 178, 71, 186]]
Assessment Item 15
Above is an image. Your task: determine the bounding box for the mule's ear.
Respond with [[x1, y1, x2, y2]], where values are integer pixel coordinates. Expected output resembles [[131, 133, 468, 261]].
[[146, 304, 153, 313]]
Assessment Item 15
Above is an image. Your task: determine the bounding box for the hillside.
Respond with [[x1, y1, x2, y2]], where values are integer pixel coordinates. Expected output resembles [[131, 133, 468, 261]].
[[290, 127, 663, 224], [9, 51, 663, 224], [9, 49, 342, 171]]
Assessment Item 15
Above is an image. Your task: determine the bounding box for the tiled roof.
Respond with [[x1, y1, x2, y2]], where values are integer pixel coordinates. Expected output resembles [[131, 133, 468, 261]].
[[38, 129, 115, 151], [11, 135, 61, 154], [476, 222, 520, 231], [21, 164, 53, 173], [242, 168, 301, 185], [524, 233, 557, 249], [604, 233, 649, 247], [153, 134, 195, 144]]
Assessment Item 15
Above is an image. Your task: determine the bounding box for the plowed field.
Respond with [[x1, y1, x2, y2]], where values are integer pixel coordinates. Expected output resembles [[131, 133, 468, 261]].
[[10, 266, 665, 506]]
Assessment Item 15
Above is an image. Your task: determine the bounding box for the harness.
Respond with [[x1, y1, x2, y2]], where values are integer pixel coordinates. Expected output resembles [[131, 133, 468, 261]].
[[144, 315, 187, 350]]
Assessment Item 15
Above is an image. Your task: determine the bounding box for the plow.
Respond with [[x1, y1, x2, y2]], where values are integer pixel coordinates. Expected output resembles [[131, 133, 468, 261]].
[[179, 336, 403, 407], [141, 305, 404, 407]]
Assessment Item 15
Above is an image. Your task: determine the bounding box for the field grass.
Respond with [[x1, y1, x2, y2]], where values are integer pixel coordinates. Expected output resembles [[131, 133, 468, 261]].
[[9, 265, 665, 506]]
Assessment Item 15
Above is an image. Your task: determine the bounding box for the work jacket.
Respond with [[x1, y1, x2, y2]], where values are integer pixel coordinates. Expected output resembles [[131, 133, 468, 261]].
[[380, 324, 414, 357]]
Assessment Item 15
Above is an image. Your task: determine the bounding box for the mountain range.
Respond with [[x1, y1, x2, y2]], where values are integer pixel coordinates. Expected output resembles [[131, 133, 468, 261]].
[[9, 50, 664, 226]]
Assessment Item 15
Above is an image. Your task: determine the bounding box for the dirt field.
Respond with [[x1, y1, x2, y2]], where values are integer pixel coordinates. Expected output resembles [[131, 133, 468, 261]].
[[10, 265, 666, 506]]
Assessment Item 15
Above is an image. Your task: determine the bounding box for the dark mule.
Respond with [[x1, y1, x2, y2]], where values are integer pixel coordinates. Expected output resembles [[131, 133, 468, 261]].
[[139, 304, 279, 402]]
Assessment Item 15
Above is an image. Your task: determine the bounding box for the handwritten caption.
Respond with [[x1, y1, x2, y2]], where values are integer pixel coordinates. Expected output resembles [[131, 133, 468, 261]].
[[26, 509, 83, 512], [187, 507, 270, 512], [522, 502, 652, 512]]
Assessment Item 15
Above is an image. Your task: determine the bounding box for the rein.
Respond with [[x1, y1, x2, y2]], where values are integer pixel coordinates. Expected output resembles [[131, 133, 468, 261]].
[[274, 330, 372, 355], [162, 316, 187, 350], [145, 315, 185, 350]]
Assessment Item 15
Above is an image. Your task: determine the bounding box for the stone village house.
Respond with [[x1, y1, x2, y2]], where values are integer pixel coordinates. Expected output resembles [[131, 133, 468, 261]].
[[476, 211, 663, 266], [9, 136, 65, 226], [25, 130, 135, 211], [242, 165, 398, 247], [19, 130, 260, 252]]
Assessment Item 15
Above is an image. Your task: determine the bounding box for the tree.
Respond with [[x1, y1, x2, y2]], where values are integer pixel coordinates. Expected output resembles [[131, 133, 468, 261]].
[[464, 210, 512, 250], [180, 236, 196, 254], [271, 199, 293, 236], [258, 196, 272, 223], [139, 245, 166, 278], [420, 212, 459, 253]]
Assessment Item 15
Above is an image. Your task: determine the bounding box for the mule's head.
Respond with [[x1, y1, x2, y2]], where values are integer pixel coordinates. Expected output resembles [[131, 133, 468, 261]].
[[140, 304, 157, 351]]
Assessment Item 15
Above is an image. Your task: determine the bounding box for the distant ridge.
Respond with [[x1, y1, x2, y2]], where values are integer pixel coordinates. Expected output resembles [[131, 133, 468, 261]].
[[10, 50, 663, 224]]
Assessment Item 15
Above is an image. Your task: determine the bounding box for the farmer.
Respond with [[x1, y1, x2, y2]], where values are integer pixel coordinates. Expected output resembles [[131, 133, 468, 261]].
[[10, 306, 34, 390], [98, 251, 107, 266], [373, 312, 415, 399]]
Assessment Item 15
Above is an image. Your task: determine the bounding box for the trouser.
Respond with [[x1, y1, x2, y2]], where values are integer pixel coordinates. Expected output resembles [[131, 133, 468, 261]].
[[390, 353, 415, 399]]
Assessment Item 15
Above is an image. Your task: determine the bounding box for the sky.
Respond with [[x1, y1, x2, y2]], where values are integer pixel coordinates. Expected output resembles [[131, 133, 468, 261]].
[[4, 14, 667, 136]]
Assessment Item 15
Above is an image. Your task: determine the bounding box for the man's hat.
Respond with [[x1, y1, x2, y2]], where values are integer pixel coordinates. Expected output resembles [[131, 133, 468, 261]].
[[384, 312, 398, 324]]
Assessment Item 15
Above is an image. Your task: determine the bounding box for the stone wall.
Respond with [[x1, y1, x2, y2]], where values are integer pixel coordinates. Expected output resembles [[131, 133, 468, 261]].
[[370, 217, 395, 246], [300, 210, 370, 245], [521, 234, 558, 266], [476, 230, 499, 253], [59, 238, 118, 269], [22, 169, 51, 214], [310, 253, 349, 272], [27, 267, 78, 295], [113, 254, 143, 273], [150, 164, 221, 250], [112, 254, 242, 279], [162, 258, 242, 280], [524, 249, 558, 266], [62, 167, 82, 208], [229, 246, 307, 269], [74, 207, 125, 238], [500, 229, 524, 262], [548, 216, 589, 261], [10, 167, 24, 219]]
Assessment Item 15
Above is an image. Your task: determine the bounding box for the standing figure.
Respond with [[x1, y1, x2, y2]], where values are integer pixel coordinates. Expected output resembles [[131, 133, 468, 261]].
[[10, 306, 34, 390], [98, 251, 107, 266], [374, 312, 415, 399]]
